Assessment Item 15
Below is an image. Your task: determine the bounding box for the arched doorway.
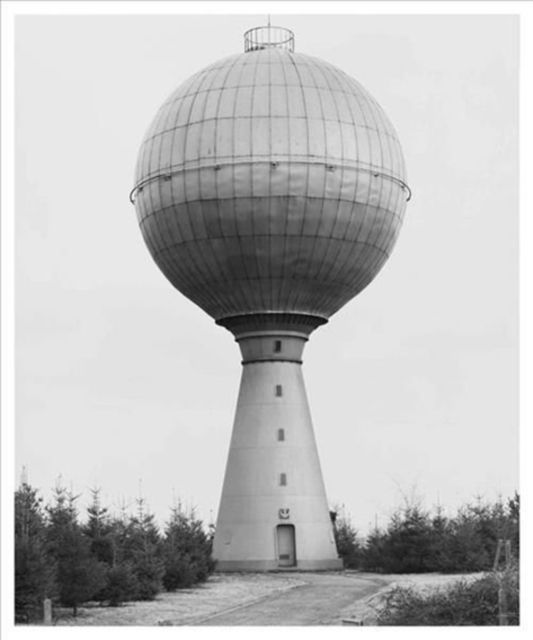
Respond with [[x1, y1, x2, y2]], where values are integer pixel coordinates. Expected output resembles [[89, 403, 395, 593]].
[[276, 524, 296, 567]]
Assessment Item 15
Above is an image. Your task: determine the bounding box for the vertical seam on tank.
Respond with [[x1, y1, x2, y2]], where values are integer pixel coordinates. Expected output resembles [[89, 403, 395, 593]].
[[151, 97, 191, 296], [308, 59, 347, 312], [287, 53, 311, 313], [199, 59, 228, 311], [329, 67, 374, 294], [337, 86, 391, 299], [154, 77, 198, 297], [195, 59, 227, 312], [316, 66, 371, 309], [228, 54, 256, 316], [184, 70, 226, 311], [142, 100, 169, 238], [348, 74, 374, 250], [206, 54, 244, 316], [276, 51, 293, 311], [347, 87, 400, 295], [367, 83, 387, 240], [363, 91, 404, 179], [170, 69, 218, 311], [136, 116, 152, 249], [326, 66, 361, 245], [294, 58, 329, 312], [249, 52, 264, 291], [267, 50, 274, 312], [372, 102, 407, 245], [154, 100, 178, 288], [359, 100, 398, 290], [318, 74, 356, 312]]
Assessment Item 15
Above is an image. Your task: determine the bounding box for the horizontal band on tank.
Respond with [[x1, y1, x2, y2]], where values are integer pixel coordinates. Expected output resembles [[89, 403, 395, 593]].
[[216, 312, 327, 337], [237, 330, 309, 339], [141, 115, 399, 146], [138, 197, 405, 232], [130, 161, 411, 204], [152, 233, 391, 261], [241, 358, 303, 365]]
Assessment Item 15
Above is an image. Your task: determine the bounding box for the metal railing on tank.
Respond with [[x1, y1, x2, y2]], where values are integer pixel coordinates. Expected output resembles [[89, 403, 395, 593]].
[[244, 26, 295, 52]]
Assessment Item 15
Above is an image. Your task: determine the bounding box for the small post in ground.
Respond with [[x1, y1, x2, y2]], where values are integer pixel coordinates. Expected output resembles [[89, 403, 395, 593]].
[[43, 598, 52, 625]]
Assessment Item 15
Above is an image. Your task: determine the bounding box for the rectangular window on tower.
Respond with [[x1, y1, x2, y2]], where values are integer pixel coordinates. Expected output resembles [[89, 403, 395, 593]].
[[274, 340, 282, 353], [277, 428, 285, 441], [276, 385, 283, 397], [279, 473, 287, 486]]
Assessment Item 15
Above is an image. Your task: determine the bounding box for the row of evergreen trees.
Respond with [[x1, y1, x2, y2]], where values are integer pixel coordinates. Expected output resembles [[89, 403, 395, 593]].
[[333, 493, 519, 573], [16, 479, 519, 621], [15, 481, 215, 622]]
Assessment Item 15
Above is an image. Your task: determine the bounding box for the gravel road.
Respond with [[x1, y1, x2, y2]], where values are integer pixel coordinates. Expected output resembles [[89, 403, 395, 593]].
[[197, 572, 388, 626]]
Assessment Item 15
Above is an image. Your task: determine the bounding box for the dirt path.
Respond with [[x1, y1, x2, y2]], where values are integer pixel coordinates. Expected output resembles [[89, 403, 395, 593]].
[[197, 572, 388, 626]]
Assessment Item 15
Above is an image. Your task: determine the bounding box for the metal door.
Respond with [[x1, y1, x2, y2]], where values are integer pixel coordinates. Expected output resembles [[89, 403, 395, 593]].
[[277, 525, 296, 567]]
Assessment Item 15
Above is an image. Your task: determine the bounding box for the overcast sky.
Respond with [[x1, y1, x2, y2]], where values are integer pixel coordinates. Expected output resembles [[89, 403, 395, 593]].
[[14, 12, 518, 533]]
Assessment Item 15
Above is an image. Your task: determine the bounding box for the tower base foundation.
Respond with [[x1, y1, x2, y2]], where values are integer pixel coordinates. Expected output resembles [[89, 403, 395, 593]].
[[214, 558, 344, 572]]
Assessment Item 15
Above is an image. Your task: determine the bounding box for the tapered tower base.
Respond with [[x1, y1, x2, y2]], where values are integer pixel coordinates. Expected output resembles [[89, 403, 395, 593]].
[[212, 314, 342, 572]]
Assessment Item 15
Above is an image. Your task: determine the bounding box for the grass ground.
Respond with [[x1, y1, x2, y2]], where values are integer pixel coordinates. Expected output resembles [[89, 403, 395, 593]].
[[49, 571, 484, 626], [53, 573, 305, 626]]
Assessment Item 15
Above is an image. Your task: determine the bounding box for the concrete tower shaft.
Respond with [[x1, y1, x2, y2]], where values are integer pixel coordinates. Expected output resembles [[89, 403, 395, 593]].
[[214, 316, 341, 570]]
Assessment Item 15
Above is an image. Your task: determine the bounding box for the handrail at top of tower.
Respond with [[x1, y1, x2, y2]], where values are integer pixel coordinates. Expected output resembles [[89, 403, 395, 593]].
[[244, 26, 295, 52]]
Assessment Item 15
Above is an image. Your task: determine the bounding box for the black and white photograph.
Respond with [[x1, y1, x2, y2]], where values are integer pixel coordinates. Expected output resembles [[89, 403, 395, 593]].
[[2, 0, 529, 634]]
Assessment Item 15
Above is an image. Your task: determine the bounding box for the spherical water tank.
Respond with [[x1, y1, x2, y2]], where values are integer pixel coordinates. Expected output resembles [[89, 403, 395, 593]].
[[132, 29, 410, 324]]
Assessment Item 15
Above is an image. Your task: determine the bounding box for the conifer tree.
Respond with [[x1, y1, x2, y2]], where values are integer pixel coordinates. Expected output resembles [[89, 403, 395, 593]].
[[162, 502, 215, 591], [14, 482, 56, 622], [82, 488, 114, 565], [121, 498, 164, 600], [45, 482, 106, 616], [83, 489, 138, 606], [507, 492, 519, 557], [331, 505, 362, 569]]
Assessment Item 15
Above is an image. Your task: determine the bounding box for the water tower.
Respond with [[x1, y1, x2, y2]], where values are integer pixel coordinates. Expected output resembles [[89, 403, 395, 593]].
[[131, 25, 410, 571]]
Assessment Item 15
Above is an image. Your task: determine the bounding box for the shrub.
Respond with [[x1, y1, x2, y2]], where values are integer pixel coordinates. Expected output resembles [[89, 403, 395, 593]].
[[359, 494, 520, 574], [162, 505, 215, 591], [15, 483, 56, 622], [120, 499, 165, 601], [332, 507, 362, 569], [46, 484, 106, 616], [376, 570, 519, 626], [98, 563, 138, 606], [162, 556, 198, 590]]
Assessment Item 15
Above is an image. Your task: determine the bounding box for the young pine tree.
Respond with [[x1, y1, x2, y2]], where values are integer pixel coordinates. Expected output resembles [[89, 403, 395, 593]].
[[82, 488, 114, 565], [162, 502, 215, 591], [507, 492, 519, 559], [14, 482, 56, 622], [82, 489, 138, 606], [45, 483, 106, 616], [381, 504, 434, 573], [121, 498, 164, 600], [331, 506, 362, 569]]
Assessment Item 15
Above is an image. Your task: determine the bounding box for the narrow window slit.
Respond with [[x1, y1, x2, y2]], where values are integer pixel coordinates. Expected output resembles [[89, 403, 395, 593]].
[[278, 428, 285, 441], [276, 384, 283, 397], [279, 473, 287, 486]]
